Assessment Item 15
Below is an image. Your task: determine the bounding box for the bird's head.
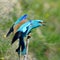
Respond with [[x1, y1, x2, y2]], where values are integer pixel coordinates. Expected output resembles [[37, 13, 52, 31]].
[[38, 20, 46, 26], [34, 20, 46, 26]]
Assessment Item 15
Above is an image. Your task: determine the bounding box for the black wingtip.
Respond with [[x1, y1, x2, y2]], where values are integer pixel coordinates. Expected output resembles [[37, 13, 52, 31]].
[[6, 25, 14, 37], [11, 31, 21, 44]]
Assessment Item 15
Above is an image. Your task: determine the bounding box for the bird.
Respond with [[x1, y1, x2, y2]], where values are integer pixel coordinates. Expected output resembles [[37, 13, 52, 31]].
[[11, 20, 45, 55], [5, 14, 28, 37]]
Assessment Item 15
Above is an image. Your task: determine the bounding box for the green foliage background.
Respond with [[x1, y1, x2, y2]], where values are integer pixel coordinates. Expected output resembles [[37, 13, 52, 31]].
[[20, 0, 60, 60], [0, 0, 60, 60]]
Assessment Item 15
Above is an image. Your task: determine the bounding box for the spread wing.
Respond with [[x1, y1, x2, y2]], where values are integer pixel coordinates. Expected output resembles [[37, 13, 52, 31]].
[[11, 31, 21, 44], [6, 14, 28, 37]]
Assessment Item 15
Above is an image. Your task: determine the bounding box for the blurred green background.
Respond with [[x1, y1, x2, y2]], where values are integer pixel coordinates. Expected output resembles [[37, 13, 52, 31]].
[[0, 0, 60, 60]]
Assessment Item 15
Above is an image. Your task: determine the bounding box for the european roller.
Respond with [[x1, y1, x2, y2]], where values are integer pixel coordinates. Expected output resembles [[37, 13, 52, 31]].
[[11, 20, 45, 55]]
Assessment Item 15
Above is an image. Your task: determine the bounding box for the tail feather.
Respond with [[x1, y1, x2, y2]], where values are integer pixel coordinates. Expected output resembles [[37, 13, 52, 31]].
[[16, 34, 26, 55]]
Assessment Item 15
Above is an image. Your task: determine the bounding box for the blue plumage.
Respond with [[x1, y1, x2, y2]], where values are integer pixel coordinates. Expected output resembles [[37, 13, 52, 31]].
[[6, 14, 28, 37], [14, 14, 27, 25], [17, 20, 43, 35], [11, 20, 44, 55]]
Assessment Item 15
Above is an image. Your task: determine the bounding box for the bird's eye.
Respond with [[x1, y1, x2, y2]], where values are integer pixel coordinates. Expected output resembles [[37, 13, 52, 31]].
[[39, 21, 42, 23]]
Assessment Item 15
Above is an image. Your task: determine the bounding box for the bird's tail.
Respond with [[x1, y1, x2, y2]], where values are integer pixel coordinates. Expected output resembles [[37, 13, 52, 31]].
[[11, 31, 26, 55], [6, 25, 14, 37], [15, 32, 26, 55], [16, 37, 26, 55]]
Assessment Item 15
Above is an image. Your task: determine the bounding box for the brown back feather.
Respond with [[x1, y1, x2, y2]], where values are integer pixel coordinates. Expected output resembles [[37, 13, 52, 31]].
[[14, 19, 27, 34]]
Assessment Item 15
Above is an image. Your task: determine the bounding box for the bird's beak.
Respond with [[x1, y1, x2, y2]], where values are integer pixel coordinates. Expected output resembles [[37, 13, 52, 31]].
[[41, 22, 46, 26]]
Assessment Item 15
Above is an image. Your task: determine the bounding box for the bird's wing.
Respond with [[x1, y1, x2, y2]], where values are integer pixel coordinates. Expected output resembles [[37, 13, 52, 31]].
[[14, 14, 28, 25], [11, 31, 21, 44], [14, 19, 27, 34], [6, 24, 14, 37], [6, 14, 28, 37]]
